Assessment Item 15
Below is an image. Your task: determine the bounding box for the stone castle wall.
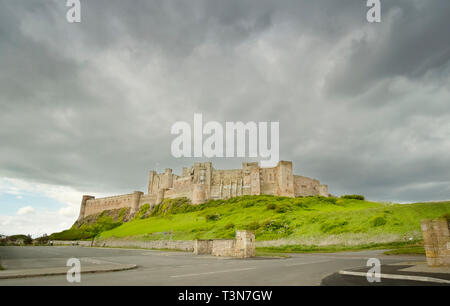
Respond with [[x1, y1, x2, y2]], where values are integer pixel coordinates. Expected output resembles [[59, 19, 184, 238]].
[[294, 175, 327, 197], [78, 161, 328, 220], [82, 194, 134, 218], [80, 191, 144, 220]]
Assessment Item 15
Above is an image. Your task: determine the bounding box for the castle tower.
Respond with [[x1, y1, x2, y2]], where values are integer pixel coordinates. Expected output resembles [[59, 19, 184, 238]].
[[192, 184, 206, 204], [162, 168, 173, 189], [148, 171, 156, 194], [276, 161, 294, 197], [242, 162, 261, 196], [318, 184, 329, 197], [77, 195, 95, 222], [130, 191, 144, 215], [182, 167, 189, 177], [192, 162, 212, 200]]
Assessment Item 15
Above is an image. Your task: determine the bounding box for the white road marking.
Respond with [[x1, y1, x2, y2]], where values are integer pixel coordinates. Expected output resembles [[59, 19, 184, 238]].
[[170, 259, 331, 278], [79, 257, 119, 265], [339, 270, 450, 284], [170, 267, 256, 278]]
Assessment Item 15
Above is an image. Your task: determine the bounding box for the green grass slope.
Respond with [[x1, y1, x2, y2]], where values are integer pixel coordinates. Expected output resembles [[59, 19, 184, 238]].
[[49, 209, 127, 241], [98, 195, 450, 245]]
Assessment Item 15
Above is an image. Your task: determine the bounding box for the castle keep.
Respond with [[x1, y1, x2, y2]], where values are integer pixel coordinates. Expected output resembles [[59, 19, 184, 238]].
[[77, 161, 328, 221]]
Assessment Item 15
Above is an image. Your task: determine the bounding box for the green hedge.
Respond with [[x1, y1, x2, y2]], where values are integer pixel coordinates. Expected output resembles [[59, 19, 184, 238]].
[[341, 195, 365, 201]]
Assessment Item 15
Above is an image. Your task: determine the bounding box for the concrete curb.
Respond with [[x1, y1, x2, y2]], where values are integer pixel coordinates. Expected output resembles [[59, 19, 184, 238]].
[[339, 270, 450, 284], [0, 264, 137, 279]]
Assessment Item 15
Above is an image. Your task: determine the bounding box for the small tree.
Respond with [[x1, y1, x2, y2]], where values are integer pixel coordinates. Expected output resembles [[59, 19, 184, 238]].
[[90, 224, 103, 246], [24, 235, 33, 245]]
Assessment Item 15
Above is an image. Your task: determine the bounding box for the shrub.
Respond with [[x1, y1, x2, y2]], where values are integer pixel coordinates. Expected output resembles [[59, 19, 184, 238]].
[[308, 215, 320, 224], [371, 216, 387, 227], [134, 204, 150, 219], [224, 223, 235, 230], [205, 214, 221, 222], [246, 221, 261, 231], [241, 200, 256, 208], [324, 197, 338, 204], [91, 215, 123, 237], [7, 234, 33, 245], [266, 203, 277, 210], [261, 220, 285, 231], [259, 219, 292, 236], [24, 235, 33, 245], [150, 197, 194, 217], [335, 199, 345, 206], [118, 208, 127, 221], [341, 195, 365, 201], [320, 220, 349, 233], [275, 205, 290, 213]]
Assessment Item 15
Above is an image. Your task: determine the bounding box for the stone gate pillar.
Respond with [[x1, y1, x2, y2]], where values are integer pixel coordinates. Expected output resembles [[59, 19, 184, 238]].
[[421, 218, 450, 267], [235, 230, 255, 258]]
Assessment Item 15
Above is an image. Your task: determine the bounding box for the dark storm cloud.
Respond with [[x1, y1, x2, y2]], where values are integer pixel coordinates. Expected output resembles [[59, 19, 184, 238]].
[[0, 0, 449, 202], [325, 0, 450, 97]]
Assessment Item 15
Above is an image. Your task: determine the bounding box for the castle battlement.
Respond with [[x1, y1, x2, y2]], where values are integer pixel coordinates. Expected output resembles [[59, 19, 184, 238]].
[[77, 161, 328, 221]]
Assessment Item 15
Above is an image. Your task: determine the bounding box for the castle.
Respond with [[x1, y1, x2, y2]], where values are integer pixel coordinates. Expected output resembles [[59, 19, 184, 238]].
[[77, 161, 328, 221]]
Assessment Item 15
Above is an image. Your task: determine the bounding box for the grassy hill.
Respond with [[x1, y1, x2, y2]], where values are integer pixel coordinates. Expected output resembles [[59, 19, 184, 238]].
[[92, 195, 450, 247]]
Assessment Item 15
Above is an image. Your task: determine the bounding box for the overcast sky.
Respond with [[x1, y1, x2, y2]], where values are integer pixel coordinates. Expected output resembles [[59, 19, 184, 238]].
[[1, 0, 450, 236]]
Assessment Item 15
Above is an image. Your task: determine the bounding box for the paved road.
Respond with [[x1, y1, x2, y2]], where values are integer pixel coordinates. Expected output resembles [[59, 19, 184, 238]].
[[322, 264, 450, 286], [0, 246, 428, 285]]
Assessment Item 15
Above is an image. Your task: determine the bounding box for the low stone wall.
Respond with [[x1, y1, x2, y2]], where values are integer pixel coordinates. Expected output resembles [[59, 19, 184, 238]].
[[51, 239, 194, 251], [211, 239, 236, 257], [94, 239, 195, 251], [421, 218, 450, 267], [194, 239, 213, 255], [52, 240, 92, 247], [193, 231, 255, 258], [52, 231, 255, 256]]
